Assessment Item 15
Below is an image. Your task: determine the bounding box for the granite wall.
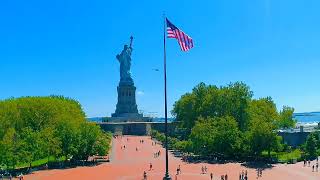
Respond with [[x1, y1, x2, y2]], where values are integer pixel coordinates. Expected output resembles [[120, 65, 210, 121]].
[[277, 132, 310, 147], [98, 122, 176, 136]]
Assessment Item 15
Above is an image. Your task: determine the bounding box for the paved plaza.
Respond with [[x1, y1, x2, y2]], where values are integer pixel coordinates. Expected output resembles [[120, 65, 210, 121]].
[[24, 136, 320, 180]]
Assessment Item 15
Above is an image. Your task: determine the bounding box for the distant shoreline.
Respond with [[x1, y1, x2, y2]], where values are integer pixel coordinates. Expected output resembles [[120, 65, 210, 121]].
[[88, 112, 320, 124]]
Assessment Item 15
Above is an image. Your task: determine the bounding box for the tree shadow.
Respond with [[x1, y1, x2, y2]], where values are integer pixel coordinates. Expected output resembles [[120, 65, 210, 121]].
[[170, 149, 277, 171], [3, 160, 110, 177], [241, 161, 275, 170]]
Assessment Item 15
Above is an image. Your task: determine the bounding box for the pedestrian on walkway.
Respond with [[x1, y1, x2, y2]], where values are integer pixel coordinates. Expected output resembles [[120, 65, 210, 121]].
[[210, 172, 213, 180], [143, 171, 147, 180], [149, 163, 153, 171]]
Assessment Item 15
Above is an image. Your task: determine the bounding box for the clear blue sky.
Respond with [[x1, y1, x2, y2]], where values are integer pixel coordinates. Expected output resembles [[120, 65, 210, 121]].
[[1, 0, 320, 117]]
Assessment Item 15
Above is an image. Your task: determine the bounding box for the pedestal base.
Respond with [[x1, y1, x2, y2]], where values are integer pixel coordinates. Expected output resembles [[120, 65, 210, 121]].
[[113, 82, 139, 115]]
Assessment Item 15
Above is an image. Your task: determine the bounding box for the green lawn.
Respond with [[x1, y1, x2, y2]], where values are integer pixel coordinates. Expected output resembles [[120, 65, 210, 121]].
[[262, 149, 302, 163], [1, 156, 66, 170]]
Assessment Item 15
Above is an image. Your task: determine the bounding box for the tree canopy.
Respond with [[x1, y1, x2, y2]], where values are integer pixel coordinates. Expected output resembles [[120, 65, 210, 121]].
[[0, 96, 111, 169], [172, 82, 293, 159]]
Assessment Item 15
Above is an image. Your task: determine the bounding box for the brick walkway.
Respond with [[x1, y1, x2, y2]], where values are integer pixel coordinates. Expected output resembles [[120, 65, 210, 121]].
[[24, 135, 320, 180]]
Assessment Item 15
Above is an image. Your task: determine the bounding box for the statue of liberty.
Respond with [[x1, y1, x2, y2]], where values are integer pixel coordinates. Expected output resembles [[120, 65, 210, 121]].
[[112, 36, 143, 119], [116, 36, 134, 83]]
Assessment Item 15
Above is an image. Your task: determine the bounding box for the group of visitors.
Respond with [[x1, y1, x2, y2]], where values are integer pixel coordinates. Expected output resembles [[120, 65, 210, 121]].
[[201, 165, 208, 174], [154, 150, 161, 158], [239, 170, 248, 180], [304, 157, 319, 172], [220, 174, 228, 180], [256, 168, 262, 178]]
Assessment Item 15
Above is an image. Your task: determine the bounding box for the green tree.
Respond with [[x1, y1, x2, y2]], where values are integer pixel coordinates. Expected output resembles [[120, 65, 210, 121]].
[[172, 82, 252, 138], [277, 106, 296, 129], [246, 98, 281, 157], [190, 116, 241, 158], [40, 127, 61, 162], [305, 133, 318, 158], [0, 128, 24, 169], [74, 122, 101, 160], [93, 132, 112, 156], [0, 96, 112, 168], [20, 127, 44, 168]]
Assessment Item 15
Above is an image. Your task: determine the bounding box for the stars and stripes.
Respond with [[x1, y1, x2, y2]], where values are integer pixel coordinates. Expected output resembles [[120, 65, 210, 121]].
[[166, 18, 194, 51]]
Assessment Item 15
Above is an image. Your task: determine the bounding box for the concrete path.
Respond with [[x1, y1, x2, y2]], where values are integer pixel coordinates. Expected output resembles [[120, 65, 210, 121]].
[[24, 135, 320, 180]]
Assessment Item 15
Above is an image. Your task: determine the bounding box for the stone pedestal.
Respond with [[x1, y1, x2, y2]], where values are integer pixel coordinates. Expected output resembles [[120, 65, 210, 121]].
[[112, 80, 143, 120]]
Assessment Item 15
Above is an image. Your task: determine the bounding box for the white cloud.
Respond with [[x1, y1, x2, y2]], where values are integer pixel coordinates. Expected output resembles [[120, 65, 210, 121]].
[[137, 91, 144, 96]]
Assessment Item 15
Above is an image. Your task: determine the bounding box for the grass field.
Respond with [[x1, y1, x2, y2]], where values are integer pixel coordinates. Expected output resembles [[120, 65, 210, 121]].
[[262, 149, 302, 163], [0, 156, 66, 170]]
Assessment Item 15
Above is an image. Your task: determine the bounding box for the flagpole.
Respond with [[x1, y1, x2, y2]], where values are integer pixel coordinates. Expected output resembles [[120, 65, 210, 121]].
[[163, 14, 172, 180]]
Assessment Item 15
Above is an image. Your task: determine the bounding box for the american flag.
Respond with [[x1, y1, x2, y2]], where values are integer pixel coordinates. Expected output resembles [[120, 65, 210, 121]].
[[166, 18, 194, 51]]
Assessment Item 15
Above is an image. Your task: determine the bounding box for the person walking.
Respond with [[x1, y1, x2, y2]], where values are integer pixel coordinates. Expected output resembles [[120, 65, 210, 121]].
[[312, 165, 315, 172], [316, 163, 319, 172], [225, 174, 228, 180], [143, 171, 147, 180], [176, 165, 181, 175], [210, 172, 213, 180], [149, 163, 153, 171], [221, 175, 224, 180]]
